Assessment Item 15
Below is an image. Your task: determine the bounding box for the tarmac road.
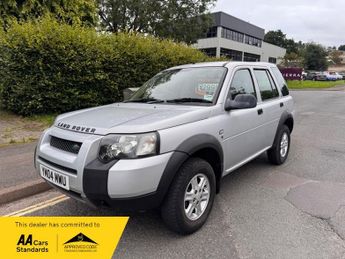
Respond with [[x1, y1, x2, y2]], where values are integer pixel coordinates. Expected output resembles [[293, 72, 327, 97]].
[[0, 142, 38, 189], [1, 90, 345, 259]]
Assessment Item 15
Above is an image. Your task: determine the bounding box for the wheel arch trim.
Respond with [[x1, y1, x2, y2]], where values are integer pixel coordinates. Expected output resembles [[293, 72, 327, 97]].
[[157, 134, 224, 203]]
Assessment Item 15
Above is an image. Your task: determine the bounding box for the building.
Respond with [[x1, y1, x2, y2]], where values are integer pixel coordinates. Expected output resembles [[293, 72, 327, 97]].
[[196, 12, 286, 64]]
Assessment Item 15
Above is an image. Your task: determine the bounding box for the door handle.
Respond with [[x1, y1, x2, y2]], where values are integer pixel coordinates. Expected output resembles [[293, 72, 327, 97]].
[[280, 102, 284, 107], [257, 109, 263, 115]]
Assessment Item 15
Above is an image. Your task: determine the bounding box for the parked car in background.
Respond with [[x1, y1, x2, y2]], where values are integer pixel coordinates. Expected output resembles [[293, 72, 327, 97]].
[[305, 72, 327, 81], [332, 72, 344, 80], [322, 72, 337, 81], [302, 71, 308, 80], [339, 72, 345, 80]]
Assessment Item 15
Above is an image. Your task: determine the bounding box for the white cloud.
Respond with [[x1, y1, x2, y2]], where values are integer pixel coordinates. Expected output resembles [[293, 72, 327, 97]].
[[214, 0, 345, 47]]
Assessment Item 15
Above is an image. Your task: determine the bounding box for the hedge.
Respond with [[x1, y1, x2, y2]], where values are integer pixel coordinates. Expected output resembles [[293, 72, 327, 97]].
[[0, 18, 216, 116]]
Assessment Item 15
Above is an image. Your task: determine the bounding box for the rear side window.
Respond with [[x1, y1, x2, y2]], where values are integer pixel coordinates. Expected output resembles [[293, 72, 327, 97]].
[[228, 69, 256, 99], [271, 67, 289, 96], [254, 69, 279, 101]]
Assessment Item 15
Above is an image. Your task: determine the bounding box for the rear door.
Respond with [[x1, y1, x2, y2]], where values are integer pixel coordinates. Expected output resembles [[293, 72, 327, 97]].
[[252, 68, 282, 148]]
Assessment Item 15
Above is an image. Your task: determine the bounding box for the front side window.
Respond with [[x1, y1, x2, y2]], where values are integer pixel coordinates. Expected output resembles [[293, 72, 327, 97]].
[[228, 69, 256, 99], [129, 67, 227, 104], [254, 69, 279, 101]]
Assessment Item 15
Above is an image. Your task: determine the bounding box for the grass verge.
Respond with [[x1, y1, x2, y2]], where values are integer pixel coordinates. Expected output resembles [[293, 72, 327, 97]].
[[0, 107, 56, 146], [288, 80, 345, 89]]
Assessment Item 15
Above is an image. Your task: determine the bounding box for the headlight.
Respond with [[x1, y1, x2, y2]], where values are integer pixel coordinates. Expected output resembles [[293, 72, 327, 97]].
[[99, 132, 159, 162]]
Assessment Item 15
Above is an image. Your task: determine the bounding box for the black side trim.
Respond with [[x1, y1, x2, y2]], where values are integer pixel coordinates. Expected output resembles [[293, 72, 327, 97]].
[[272, 111, 294, 147], [176, 134, 223, 160], [175, 134, 224, 193], [83, 159, 118, 202], [38, 156, 77, 175], [154, 151, 189, 203]]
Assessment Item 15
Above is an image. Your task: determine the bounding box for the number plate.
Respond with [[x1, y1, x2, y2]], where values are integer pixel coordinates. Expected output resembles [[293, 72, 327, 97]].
[[40, 164, 70, 190]]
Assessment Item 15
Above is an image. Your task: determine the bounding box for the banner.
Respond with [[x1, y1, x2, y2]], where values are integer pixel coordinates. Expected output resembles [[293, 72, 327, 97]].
[[280, 68, 303, 81], [0, 217, 128, 259]]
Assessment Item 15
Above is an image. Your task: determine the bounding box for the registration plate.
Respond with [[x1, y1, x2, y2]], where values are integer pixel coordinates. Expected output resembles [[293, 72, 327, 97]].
[[40, 164, 70, 190]]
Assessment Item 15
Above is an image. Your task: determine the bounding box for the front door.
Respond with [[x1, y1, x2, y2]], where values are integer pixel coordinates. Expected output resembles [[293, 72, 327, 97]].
[[223, 68, 267, 174]]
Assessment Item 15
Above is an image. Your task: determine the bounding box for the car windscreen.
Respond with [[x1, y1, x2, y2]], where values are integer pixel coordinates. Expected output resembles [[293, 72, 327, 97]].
[[128, 67, 227, 104]]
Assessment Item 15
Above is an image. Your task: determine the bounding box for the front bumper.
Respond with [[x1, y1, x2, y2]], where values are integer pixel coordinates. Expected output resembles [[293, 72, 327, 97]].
[[35, 127, 175, 211]]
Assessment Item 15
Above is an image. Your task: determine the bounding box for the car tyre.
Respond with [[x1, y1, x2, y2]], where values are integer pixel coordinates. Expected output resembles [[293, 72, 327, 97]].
[[161, 157, 216, 235], [267, 125, 290, 165]]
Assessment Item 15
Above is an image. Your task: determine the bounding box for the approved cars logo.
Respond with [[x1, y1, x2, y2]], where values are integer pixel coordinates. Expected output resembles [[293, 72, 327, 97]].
[[63, 232, 98, 252]]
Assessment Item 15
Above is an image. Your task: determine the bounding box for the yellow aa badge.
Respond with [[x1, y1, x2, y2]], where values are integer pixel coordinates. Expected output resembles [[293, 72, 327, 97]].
[[0, 217, 128, 258]]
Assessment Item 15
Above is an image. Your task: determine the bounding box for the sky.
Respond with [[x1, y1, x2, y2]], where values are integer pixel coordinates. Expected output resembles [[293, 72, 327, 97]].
[[214, 0, 344, 47]]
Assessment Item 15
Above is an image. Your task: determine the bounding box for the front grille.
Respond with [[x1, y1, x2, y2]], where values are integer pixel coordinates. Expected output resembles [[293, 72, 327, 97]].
[[50, 136, 82, 154]]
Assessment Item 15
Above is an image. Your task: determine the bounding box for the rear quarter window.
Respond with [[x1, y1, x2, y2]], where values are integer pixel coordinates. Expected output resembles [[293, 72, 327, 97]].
[[271, 67, 289, 96]]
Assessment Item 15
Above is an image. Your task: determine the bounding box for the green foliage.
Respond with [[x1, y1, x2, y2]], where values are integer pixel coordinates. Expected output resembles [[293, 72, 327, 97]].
[[0, 18, 215, 116], [288, 80, 345, 89], [0, 0, 98, 30], [338, 45, 345, 51], [264, 30, 303, 55], [264, 30, 286, 49], [302, 43, 328, 71], [98, 0, 216, 44]]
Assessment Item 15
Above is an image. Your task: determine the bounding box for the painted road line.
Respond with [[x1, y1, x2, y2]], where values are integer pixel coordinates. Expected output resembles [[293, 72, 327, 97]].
[[5, 195, 69, 216]]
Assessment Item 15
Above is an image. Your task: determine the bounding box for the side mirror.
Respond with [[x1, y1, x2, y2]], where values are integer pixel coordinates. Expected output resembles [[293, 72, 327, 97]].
[[225, 94, 257, 111]]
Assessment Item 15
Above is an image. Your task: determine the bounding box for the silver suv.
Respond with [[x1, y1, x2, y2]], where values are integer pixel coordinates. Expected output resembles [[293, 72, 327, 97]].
[[35, 62, 294, 234]]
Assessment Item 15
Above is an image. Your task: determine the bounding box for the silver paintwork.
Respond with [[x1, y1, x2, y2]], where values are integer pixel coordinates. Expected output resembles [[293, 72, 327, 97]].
[[107, 152, 173, 198], [35, 61, 294, 201]]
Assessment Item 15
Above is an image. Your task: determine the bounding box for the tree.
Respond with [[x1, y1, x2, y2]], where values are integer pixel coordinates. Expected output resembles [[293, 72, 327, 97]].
[[303, 43, 328, 71], [264, 30, 286, 48], [282, 52, 303, 68], [98, 0, 216, 44], [264, 30, 300, 54], [0, 0, 98, 29], [339, 45, 345, 51]]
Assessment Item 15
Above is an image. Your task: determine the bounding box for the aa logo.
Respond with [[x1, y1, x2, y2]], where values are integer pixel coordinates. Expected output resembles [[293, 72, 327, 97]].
[[17, 234, 33, 245], [64, 233, 98, 253], [16, 234, 49, 253]]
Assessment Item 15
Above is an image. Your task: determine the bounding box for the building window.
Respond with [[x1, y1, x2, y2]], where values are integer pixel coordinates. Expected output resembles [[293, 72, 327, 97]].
[[220, 48, 243, 61], [245, 35, 262, 47], [244, 52, 260, 62], [200, 48, 217, 57], [221, 27, 244, 43], [269, 57, 277, 64], [206, 27, 217, 38]]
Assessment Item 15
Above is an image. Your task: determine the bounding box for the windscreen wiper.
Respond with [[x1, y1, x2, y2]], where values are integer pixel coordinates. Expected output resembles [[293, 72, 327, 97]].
[[123, 98, 164, 103], [166, 98, 212, 104]]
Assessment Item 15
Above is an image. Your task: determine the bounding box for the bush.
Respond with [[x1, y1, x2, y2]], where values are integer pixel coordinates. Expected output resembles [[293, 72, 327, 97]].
[[0, 18, 215, 116]]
